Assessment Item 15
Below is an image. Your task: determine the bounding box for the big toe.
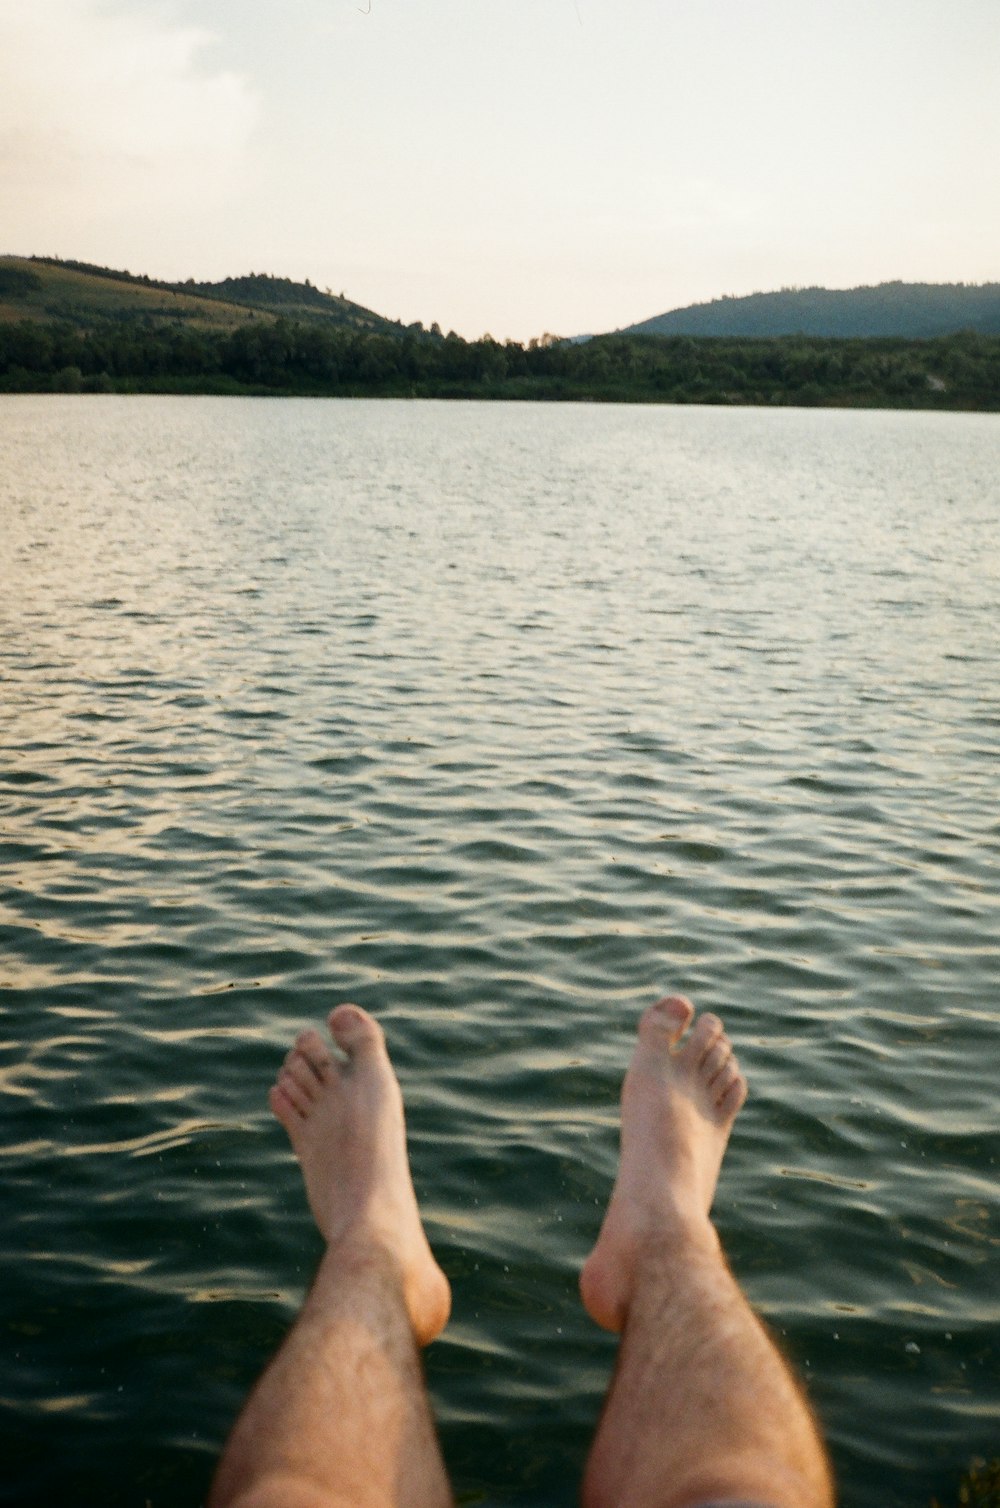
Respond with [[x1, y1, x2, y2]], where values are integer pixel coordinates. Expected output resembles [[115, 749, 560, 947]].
[[638, 994, 695, 1050], [329, 1003, 386, 1058]]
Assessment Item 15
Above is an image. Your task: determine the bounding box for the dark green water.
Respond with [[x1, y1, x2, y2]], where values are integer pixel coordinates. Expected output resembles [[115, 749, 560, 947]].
[[2, 396, 997, 1507]]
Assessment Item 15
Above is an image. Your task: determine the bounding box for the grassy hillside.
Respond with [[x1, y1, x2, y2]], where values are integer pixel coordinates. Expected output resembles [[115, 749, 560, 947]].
[[0, 256, 401, 335], [0, 256, 250, 329], [174, 272, 396, 332], [622, 281, 1000, 339]]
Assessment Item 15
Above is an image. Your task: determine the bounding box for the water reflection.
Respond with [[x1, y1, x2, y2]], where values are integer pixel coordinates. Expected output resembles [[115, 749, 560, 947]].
[[2, 397, 998, 1508]]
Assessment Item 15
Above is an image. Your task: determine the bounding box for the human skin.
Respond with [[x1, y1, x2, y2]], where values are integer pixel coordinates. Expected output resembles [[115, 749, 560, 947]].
[[211, 997, 834, 1508]]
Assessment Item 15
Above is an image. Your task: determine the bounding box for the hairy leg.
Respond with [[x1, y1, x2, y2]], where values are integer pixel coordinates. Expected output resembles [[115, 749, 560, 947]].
[[210, 1005, 452, 1508], [580, 996, 833, 1508]]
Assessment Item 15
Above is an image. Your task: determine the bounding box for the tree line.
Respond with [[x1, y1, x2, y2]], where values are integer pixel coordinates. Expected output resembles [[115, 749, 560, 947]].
[[1, 316, 998, 409]]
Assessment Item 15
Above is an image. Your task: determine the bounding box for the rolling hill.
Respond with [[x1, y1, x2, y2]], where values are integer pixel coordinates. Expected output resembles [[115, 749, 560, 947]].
[[0, 256, 403, 336], [620, 282, 1000, 339], [2, 255, 998, 409]]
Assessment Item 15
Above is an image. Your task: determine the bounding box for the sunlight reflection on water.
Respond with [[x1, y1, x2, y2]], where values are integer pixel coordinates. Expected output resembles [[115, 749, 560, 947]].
[[2, 396, 998, 1507]]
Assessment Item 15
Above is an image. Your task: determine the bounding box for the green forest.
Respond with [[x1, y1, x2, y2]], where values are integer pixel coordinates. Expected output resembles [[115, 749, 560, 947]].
[[1, 316, 999, 409], [624, 280, 1000, 338], [1, 256, 997, 408]]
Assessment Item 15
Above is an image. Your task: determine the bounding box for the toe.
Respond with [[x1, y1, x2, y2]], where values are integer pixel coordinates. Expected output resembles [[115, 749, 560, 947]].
[[284, 1051, 324, 1102], [329, 1003, 385, 1058], [270, 1074, 308, 1123], [701, 1035, 732, 1084], [717, 1070, 748, 1118], [295, 1029, 334, 1082], [640, 994, 694, 1048], [680, 1012, 723, 1069], [711, 1056, 739, 1101], [268, 1083, 293, 1131]]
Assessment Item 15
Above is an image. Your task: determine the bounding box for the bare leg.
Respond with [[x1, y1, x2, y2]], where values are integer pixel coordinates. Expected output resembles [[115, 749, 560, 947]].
[[210, 1005, 453, 1508], [580, 996, 834, 1508]]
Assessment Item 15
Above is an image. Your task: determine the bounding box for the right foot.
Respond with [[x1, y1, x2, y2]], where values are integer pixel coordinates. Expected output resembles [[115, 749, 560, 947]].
[[579, 995, 747, 1333], [269, 1004, 451, 1345]]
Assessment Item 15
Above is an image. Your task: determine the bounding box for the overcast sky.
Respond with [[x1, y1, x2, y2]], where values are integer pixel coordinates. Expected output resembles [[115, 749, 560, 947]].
[[2, 0, 998, 341]]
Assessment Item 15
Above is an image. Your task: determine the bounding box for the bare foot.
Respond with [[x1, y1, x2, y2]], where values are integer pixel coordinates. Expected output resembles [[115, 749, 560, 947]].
[[269, 1004, 451, 1345], [579, 995, 747, 1333]]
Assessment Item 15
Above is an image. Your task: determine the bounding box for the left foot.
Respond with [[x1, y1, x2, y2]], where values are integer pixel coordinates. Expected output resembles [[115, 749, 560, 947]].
[[269, 1005, 451, 1345]]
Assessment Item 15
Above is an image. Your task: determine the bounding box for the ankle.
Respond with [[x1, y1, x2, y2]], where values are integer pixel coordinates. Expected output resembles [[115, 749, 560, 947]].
[[633, 1212, 721, 1273], [317, 1221, 450, 1347], [318, 1224, 405, 1291]]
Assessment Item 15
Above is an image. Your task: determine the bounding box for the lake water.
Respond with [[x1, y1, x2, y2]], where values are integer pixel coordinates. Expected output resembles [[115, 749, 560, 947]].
[[1, 395, 997, 1507]]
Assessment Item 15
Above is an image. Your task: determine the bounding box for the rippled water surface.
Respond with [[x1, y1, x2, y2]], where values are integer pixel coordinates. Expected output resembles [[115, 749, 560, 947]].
[[2, 396, 998, 1507]]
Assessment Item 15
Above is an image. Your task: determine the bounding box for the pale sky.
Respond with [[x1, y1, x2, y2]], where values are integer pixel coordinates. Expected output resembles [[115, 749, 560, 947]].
[[2, 0, 998, 341]]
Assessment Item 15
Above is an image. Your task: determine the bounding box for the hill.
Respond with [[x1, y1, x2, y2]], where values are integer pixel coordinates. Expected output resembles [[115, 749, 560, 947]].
[[2, 256, 998, 410], [620, 282, 1000, 338], [0, 256, 403, 336], [167, 271, 400, 333]]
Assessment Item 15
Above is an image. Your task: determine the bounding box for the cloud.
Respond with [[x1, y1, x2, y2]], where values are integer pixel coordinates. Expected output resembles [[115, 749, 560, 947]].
[[0, 0, 257, 259]]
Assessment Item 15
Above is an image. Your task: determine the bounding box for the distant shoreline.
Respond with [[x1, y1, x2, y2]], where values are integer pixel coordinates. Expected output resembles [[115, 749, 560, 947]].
[[4, 386, 999, 414], [2, 325, 998, 412], [2, 257, 998, 411]]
